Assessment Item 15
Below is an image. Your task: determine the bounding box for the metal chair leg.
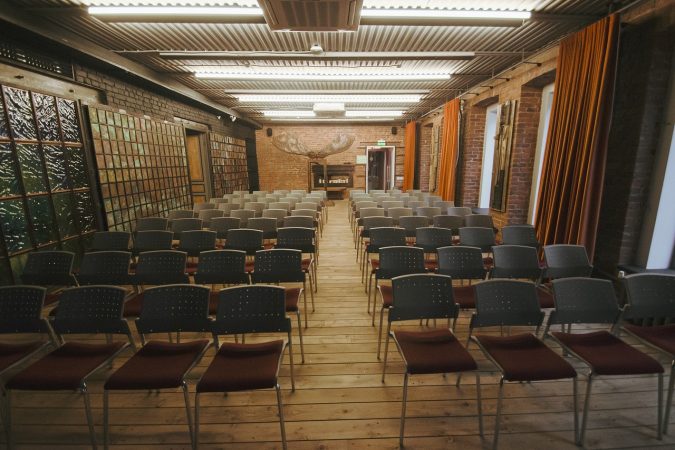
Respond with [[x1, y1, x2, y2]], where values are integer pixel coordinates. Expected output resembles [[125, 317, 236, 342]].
[[381, 324, 392, 382], [665, 362, 675, 434], [400, 372, 409, 448], [182, 381, 195, 450], [475, 373, 484, 437], [3, 389, 11, 450], [376, 306, 386, 360], [276, 384, 288, 450], [302, 286, 309, 329], [296, 312, 305, 363], [493, 377, 505, 450], [194, 393, 200, 450], [81, 384, 98, 450], [572, 376, 579, 444], [287, 332, 296, 392], [658, 373, 664, 440], [578, 374, 594, 446], [103, 389, 109, 450]]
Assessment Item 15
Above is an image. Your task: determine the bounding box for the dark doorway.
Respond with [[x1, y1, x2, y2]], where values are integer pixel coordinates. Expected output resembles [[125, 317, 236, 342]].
[[366, 146, 395, 192]]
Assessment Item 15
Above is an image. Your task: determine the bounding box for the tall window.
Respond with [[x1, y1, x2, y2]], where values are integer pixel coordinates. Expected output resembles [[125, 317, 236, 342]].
[[528, 83, 555, 224], [479, 103, 500, 208]]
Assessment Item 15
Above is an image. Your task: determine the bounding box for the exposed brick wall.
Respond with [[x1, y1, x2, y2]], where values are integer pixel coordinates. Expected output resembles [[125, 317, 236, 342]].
[[255, 124, 404, 192], [418, 124, 432, 191], [458, 105, 487, 208]]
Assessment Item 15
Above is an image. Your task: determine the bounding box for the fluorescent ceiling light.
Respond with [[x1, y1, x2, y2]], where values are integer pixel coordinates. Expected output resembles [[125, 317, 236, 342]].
[[263, 111, 316, 117], [262, 110, 404, 117], [88, 6, 264, 16], [235, 94, 422, 103], [360, 9, 531, 20], [195, 71, 450, 81], [346, 110, 404, 117]]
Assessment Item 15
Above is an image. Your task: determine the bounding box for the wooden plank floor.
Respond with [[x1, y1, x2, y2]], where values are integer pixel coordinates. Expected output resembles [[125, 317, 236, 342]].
[[3, 199, 675, 449]]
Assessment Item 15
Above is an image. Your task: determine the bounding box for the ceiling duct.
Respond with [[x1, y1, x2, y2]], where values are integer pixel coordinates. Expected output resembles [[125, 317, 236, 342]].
[[257, 0, 362, 31], [313, 103, 346, 116]]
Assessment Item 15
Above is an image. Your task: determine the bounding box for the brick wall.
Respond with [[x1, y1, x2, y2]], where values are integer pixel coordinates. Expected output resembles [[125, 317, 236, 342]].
[[256, 124, 404, 192], [418, 124, 432, 191], [458, 105, 487, 207]]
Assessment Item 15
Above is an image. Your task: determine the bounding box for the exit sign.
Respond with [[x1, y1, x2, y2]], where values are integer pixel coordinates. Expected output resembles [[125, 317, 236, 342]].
[[377, 139, 386, 146]]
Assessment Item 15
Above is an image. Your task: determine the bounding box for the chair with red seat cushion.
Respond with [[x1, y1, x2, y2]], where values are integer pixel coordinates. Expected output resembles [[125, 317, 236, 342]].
[[382, 274, 479, 446], [437, 246, 487, 310], [363, 226, 406, 292], [621, 273, 675, 433], [104, 284, 212, 449], [501, 224, 540, 249], [193, 249, 250, 315], [543, 244, 593, 280], [415, 226, 453, 271], [20, 251, 78, 307], [75, 251, 133, 287], [546, 277, 664, 446], [276, 227, 318, 292], [470, 279, 578, 450], [4, 285, 133, 449], [459, 227, 496, 267], [177, 230, 217, 274], [491, 245, 553, 308]]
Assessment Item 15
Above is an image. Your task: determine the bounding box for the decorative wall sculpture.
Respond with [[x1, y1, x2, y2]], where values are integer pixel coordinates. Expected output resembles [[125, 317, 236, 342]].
[[0, 84, 96, 284], [490, 99, 518, 211], [208, 132, 248, 197], [272, 132, 355, 159], [88, 105, 191, 231]]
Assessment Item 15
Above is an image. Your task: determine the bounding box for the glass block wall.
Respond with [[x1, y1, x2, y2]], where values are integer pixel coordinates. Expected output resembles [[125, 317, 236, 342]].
[[87, 105, 192, 231], [0, 84, 97, 284], [208, 132, 248, 197]]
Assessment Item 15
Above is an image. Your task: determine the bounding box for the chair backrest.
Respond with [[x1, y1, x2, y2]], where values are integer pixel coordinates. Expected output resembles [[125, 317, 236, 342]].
[[416, 207, 442, 221], [90, 231, 131, 252], [135, 217, 168, 232], [194, 249, 249, 285], [178, 230, 217, 256], [415, 227, 454, 253], [0, 286, 49, 334], [269, 202, 291, 212], [211, 285, 291, 335], [136, 284, 211, 336], [133, 230, 173, 253], [134, 250, 189, 285], [171, 218, 203, 238], [198, 209, 224, 224], [297, 202, 319, 211], [209, 217, 241, 239], [359, 207, 385, 219], [193, 203, 216, 214], [433, 200, 455, 209], [217, 203, 241, 214], [406, 200, 426, 210], [377, 246, 426, 279], [623, 274, 675, 321], [283, 215, 314, 228], [362, 216, 395, 231], [291, 189, 306, 194], [501, 224, 540, 248], [276, 227, 315, 253], [458, 227, 496, 252], [292, 209, 318, 219], [447, 206, 472, 216], [167, 209, 194, 220], [21, 251, 77, 286], [211, 198, 229, 204], [543, 245, 593, 279], [368, 227, 407, 249], [77, 251, 132, 285], [349, 189, 365, 199], [464, 214, 495, 229], [471, 207, 490, 215], [547, 278, 621, 329], [225, 228, 263, 255], [252, 249, 304, 283], [390, 274, 460, 322], [491, 245, 542, 280], [248, 217, 278, 239], [355, 201, 378, 211], [472, 280, 544, 328], [274, 189, 290, 195], [387, 207, 413, 223], [437, 246, 487, 280], [230, 209, 256, 227], [397, 216, 429, 236], [426, 195, 442, 205], [280, 197, 298, 209], [262, 208, 288, 225], [253, 190, 268, 195], [433, 215, 464, 232], [52, 285, 131, 336], [243, 202, 266, 217], [381, 201, 404, 211]]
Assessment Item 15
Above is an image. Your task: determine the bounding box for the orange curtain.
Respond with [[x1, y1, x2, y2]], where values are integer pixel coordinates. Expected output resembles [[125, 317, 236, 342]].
[[534, 14, 620, 260], [436, 99, 460, 201], [402, 121, 417, 191]]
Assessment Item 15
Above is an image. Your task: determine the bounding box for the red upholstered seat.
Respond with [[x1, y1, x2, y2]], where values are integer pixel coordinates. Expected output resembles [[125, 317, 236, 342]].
[[475, 333, 576, 382], [44, 293, 61, 306], [245, 261, 255, 273], [536, 287, 555, 309], [453, 285, 476, 309], [123, 292, 144, 317], [285, 288, 301, 312], [623, 323, 675, 355], [0, 342, 45, 372], [105, 340, 210, 390], [301, 258, 313, 271], [394, 329, 477, 375], [424, 260, 438, 271], [196, 340, 283, 393], [6, 342, 126, 390], [378, 285, 393, 307], [209, 291, 220, 315], [370, 259, 380, 270], [186, 261, 198, 275], [552, 330, 664, 376]]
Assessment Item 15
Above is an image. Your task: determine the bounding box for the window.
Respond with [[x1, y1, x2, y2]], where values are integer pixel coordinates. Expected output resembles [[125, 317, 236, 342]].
[[528, 83, 555, 224], [479, 103, 500, 208]]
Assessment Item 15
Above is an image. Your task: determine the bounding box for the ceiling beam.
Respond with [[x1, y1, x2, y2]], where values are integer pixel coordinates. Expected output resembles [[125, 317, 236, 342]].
[[156, 51, 477, 61], [0, 7, 261, 129]]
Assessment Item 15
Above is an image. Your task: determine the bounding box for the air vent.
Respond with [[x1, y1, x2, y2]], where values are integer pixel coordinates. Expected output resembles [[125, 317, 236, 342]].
[[313, 102, 346, 116], [0, 39, 73, 79], [258, 0, 363, 31]]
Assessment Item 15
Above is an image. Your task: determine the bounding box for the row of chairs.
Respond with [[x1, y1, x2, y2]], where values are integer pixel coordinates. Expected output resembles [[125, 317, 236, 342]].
[[0, 283, 296, 449], [380, 273, 675, 448]]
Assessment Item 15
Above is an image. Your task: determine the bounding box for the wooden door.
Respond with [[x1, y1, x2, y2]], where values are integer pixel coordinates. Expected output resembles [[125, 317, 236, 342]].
[[186, 134, 207, 204]]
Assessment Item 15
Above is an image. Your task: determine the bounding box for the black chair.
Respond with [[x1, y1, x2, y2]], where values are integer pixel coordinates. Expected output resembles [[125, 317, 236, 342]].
[[415, 227, 453, 271], [546, 277, 664, 446], [20, 251, 78, 306], [470, 280, 578, 450], [433, 215, 463, 235], [543, 244, 593, 279], [4, 286, 134, 449], [248, 217, 278, 241], [464, 214, 495, 230], [177, 230, 217, 273], [357, 216, 394, 259], [209, 216, 241, 245], [382, 274, 479, 447], [89, 231, 131, 252], [372, 246, 426, 359], [171, 218, 203, 240], [491, 245, 553, 308], [225, 228, 264, 257], [283, 215, 314, 229], [251, 249, 309, 361], [104, 284, 212, 449], [193, 249, 250, 315], [397, 216, 429, 241], [501, 224, 540, 249], [459, 227, 496, 266], [436, 246, 487, 309], [622, 274, 675, 433], [132, 230, 173, 254], [447, 206, 472, 216], [195, 286, 292, 450], [276, 227, 318, 293], [363, 227, 407, 289], [415, 206, 441, 223], [75, 251, 133, 286], [135, 217, 168, 232], [197, 208, 223, 228], [168, 209, 195, 221]]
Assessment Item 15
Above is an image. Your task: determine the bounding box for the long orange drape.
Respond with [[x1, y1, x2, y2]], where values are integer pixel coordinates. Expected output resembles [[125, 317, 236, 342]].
[[534, 14, 620, 261], [436, 99, 460, 201], [402, 121, 417, 191]]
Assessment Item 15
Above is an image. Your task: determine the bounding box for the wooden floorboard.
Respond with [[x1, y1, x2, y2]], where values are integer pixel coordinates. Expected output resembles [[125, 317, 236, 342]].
[[3, 199, 674, 449]]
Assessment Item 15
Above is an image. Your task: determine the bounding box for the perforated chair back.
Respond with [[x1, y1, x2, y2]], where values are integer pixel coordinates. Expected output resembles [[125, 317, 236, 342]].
[[433, 215, 464, 233], [89, 231, 131, 252], [406, 200, 426, 210], [437, 246, 487, 280], [472, 280, 544, 328], [447, 207, 472, 216], [472, 207, 490, 215], [52, 285, 131, 335], [225, 228, 263, 255], [377, 246, 426, 280], [193, 249, 249, 285], [464, 214, 495, 229], [548, 278, 621, 327], [177, 230, 217, 257], [415, 227, 453, 253], [362, 217, 395, 233], [262, 209, 288, 226], [243, 202, 266, 217], [415, 207, 441, 223], [543, 245, 593, 279], [459, 227, 496, 252], [136, 284, 211, 336], [355, 201, 378, 212], [398, 216, 429, 237], [168, 209, 194, 221], [21, 251, 77, 286], [135, 217, 168, 232], [211, 285, 291, 335], [297, 202, 319, 211], [623, 274, 675, 321], [252, 249, 304, 283], [292, 209, 318, 219], [134, 250, 189, 285], [491, 245, 542, 280], [133, 230, 173, 254], [502, 225, 540, 248], [248, 217, 278, 239], [269, 202, 291, 212], [0, 286, 49, 334], [209, 217, 241, 239], [77, 251, 132, 285], [193, 203, 216, 214], [280, 197, 298, 209], [390, 274, 460, 322], [171, 218, 203, 239], [198, 209, 224, 227], [230, 209, 256, 227], [381, 201, 404, 212], [217, 203, 240, 215], [387, 207, 413, 224], [276, 227, 315, 253], [368, 227, 407, 252], [359, 207, 385, 219], [283, 216, 314, 228], [432, 200, 455, 210]]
